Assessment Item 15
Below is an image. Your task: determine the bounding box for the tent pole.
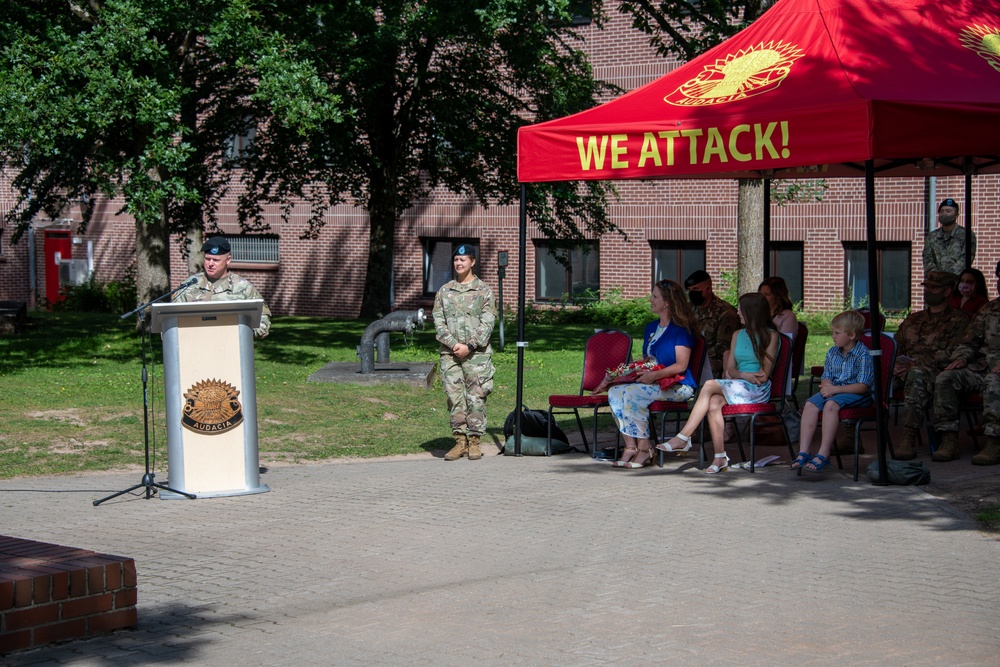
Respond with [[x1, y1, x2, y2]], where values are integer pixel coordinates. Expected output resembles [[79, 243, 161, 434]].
[[964, 158, 973, 270], [763, 179, 771, 277], [514, 183, 528, 456], [865, 160, 888, 485]]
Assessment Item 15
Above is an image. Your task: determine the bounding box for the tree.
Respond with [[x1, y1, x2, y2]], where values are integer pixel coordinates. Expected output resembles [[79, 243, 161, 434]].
[[235, 1, 621, 318], [618, 0, 777, 295], [0, 1, 341, 306]]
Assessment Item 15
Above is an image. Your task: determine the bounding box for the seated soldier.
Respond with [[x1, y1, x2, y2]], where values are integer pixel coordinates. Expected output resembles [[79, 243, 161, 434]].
[[931, 261, 1000, 465], [684, 269, 740, 378], [892, 272, 970, 460]]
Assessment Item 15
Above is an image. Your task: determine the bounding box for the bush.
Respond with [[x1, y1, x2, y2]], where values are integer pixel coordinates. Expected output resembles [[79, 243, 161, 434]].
[[53, 264, 137, 314]]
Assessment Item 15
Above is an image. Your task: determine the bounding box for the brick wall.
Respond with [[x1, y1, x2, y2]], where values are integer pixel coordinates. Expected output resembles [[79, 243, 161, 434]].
[[1, 9, 998, 317], [0, 536, 137, 654]]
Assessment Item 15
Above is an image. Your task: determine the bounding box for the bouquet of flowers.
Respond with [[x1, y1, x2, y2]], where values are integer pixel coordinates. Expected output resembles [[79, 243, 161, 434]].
[[599, 359, 685, 391]]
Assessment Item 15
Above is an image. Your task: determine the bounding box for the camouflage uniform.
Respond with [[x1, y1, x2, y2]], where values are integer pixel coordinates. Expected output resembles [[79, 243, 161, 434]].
[[933, 298, 1000, 435], [894, 306, 970, 428], [923, 225, 976, 275], [693, 295, 741, 377], [433, 277, 496, 436], [174, 272, 272, 339]]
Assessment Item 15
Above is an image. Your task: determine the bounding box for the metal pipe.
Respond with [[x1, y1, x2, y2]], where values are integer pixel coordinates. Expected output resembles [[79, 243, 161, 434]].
[[358, 309, 425, 374], [865, 161, 889, 486]]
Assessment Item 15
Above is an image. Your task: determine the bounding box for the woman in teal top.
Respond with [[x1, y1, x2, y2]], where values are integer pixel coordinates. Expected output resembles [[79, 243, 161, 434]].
[[657, 292, 779, 474]]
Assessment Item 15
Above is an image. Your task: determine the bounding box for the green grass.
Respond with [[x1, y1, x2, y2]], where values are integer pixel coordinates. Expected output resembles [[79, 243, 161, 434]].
[[974, 506, 1000, 530], [0, 311, 863, 480]]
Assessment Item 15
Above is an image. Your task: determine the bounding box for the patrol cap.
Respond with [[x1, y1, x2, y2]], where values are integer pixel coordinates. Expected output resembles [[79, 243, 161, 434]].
[[938, 198, 959, 212], [921, 271, 958, 290], [453, 244, 476, 259], [684, 269, 711, 289], [201, 236, 231, 255]]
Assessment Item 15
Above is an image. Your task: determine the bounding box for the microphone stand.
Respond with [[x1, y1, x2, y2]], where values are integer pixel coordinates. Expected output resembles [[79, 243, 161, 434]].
[[94, 280, 199, 505]]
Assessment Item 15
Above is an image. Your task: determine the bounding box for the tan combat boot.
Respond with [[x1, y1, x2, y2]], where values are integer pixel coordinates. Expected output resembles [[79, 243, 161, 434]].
[[894, 427, 919, 461], [444, 433, 468, 461], [931, 431, 960, 462], [835, 420, 864, 455], [971, 436, 1000, 466], [467, 435, 482, 460]]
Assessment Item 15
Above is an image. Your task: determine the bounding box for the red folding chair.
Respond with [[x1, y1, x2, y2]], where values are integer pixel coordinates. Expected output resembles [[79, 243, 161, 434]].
[[714, 333, 796, 472], [646, 334, 706, 468], [824, 333, 897, 481], [547, 328, 632, 456]]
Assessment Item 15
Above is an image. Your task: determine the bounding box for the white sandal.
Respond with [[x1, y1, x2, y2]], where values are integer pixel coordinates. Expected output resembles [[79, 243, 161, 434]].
[[656, 432, 692, 453], [705, 453, 730, 474]]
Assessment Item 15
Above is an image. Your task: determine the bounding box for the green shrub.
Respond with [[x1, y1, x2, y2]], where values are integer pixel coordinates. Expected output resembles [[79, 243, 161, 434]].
[[53, 264, 137, 314]]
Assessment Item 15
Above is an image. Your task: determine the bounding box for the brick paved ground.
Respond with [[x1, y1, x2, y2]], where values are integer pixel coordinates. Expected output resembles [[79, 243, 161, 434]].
[[1, 448, 998, 666]]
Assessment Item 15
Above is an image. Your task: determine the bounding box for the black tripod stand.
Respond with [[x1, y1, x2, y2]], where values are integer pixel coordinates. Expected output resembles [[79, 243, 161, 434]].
[[94, 282, 198, 505]]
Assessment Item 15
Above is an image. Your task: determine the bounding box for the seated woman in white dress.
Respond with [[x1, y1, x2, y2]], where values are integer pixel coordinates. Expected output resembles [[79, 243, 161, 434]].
[[657, 292, 780, 474]]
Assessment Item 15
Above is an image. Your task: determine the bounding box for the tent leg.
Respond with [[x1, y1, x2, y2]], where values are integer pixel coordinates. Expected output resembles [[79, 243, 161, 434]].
[[866, 160, 889, 486], [514, 184, 528, 456]]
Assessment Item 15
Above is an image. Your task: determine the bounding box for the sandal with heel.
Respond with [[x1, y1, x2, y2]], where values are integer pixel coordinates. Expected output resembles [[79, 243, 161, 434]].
[[705, 453, 730, 474], [613, 447, 638, 468], [656, 432, 692, 453], [623, 448, 652, 469]]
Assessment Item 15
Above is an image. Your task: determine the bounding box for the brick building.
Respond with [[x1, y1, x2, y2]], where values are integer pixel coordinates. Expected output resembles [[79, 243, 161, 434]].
[[2, 9, 997, 317]]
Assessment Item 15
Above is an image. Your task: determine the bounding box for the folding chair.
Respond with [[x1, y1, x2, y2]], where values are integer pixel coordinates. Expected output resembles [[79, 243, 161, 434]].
[[825, 333, 897, 481], [646, 334, 707, 468], [547, 328, 632, 456], [715, 334, 796, 472]]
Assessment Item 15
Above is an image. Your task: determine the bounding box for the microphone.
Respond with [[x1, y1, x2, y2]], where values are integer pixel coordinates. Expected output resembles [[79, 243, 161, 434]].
[[181, 276, 199, 287]]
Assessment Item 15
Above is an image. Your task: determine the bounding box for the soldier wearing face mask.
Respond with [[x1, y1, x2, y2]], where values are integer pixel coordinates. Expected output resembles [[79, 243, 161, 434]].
[[931, 261, 1000, 466], [891, 271, 970, 459], [923, 198, 976, 275], [683, 270, 740, 378]]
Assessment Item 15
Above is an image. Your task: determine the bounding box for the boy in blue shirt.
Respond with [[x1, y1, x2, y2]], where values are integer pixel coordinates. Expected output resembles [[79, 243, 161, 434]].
[[791, 311, 875, 473]]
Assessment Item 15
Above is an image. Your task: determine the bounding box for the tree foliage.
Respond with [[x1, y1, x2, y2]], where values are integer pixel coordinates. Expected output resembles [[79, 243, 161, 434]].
[[0, 0, 341, 304], [232, 1, 621, 317]]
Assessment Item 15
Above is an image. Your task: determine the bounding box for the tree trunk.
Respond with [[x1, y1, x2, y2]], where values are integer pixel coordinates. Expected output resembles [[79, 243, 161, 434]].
[[737, 178, 764, 298], [359, 197, 396, 319], [134, 199, 171, 317], [186, 225, 203, 276]]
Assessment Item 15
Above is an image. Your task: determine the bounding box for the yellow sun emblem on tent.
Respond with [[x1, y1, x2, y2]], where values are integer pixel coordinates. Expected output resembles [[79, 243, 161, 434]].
[[960, 24, 1000, 73], [665, 41, 804, 107]]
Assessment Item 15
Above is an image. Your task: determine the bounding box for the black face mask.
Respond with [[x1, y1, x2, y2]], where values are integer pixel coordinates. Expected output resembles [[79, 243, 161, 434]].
[[688, 290, 706, 307], [938, 212, 957, 225], [924, 290, 947, 307]]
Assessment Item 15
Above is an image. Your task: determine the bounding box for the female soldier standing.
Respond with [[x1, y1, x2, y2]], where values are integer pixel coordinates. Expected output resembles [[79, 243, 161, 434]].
[[433, 245, 497, 461]]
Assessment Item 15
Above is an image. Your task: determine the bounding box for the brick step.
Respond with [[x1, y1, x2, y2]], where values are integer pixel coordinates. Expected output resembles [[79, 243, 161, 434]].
[[0, 535, 137, 654]]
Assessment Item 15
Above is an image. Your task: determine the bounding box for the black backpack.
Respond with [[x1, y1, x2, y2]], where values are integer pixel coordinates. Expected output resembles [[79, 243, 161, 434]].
[[502, 406, 569, 444]]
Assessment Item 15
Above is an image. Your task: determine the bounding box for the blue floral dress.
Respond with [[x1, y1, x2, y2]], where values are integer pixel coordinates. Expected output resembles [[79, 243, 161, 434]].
[[608, 320, 697, 439]]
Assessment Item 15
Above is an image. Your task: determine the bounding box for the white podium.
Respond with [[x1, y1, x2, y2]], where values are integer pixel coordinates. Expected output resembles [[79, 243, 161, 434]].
[[150, 300, 270, 499]]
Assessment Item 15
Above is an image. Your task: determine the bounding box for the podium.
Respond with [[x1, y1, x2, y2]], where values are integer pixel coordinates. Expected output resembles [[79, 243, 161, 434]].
[[150, 300, 270, 499]]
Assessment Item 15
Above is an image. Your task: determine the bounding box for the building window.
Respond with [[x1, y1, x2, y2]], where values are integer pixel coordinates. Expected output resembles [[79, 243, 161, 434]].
[[222, 235, 279, 264], [422, 238, 479, 296], [651, 241, 705, 286], [570, 1, 594, 25], [769, 242, 804, 306], [535, 242, 599, 301], [844, 242, 911, 312], [224, 122, 257, 162]]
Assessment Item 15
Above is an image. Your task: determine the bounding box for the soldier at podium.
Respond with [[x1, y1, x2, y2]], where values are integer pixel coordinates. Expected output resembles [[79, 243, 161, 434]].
[[174, 236, 272, 339]]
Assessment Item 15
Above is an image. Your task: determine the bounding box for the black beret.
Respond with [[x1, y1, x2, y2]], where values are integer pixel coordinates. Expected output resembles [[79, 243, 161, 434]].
[[453, 244, 476, 259], [201, 236, 231, 255], [684, 270, 711, 289], [938, 198, 959, 212]]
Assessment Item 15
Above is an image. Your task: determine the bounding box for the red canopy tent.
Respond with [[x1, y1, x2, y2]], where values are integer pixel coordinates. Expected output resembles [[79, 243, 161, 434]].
[[518, 0, 1000, 182], [509, 0, 1000, 472]]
